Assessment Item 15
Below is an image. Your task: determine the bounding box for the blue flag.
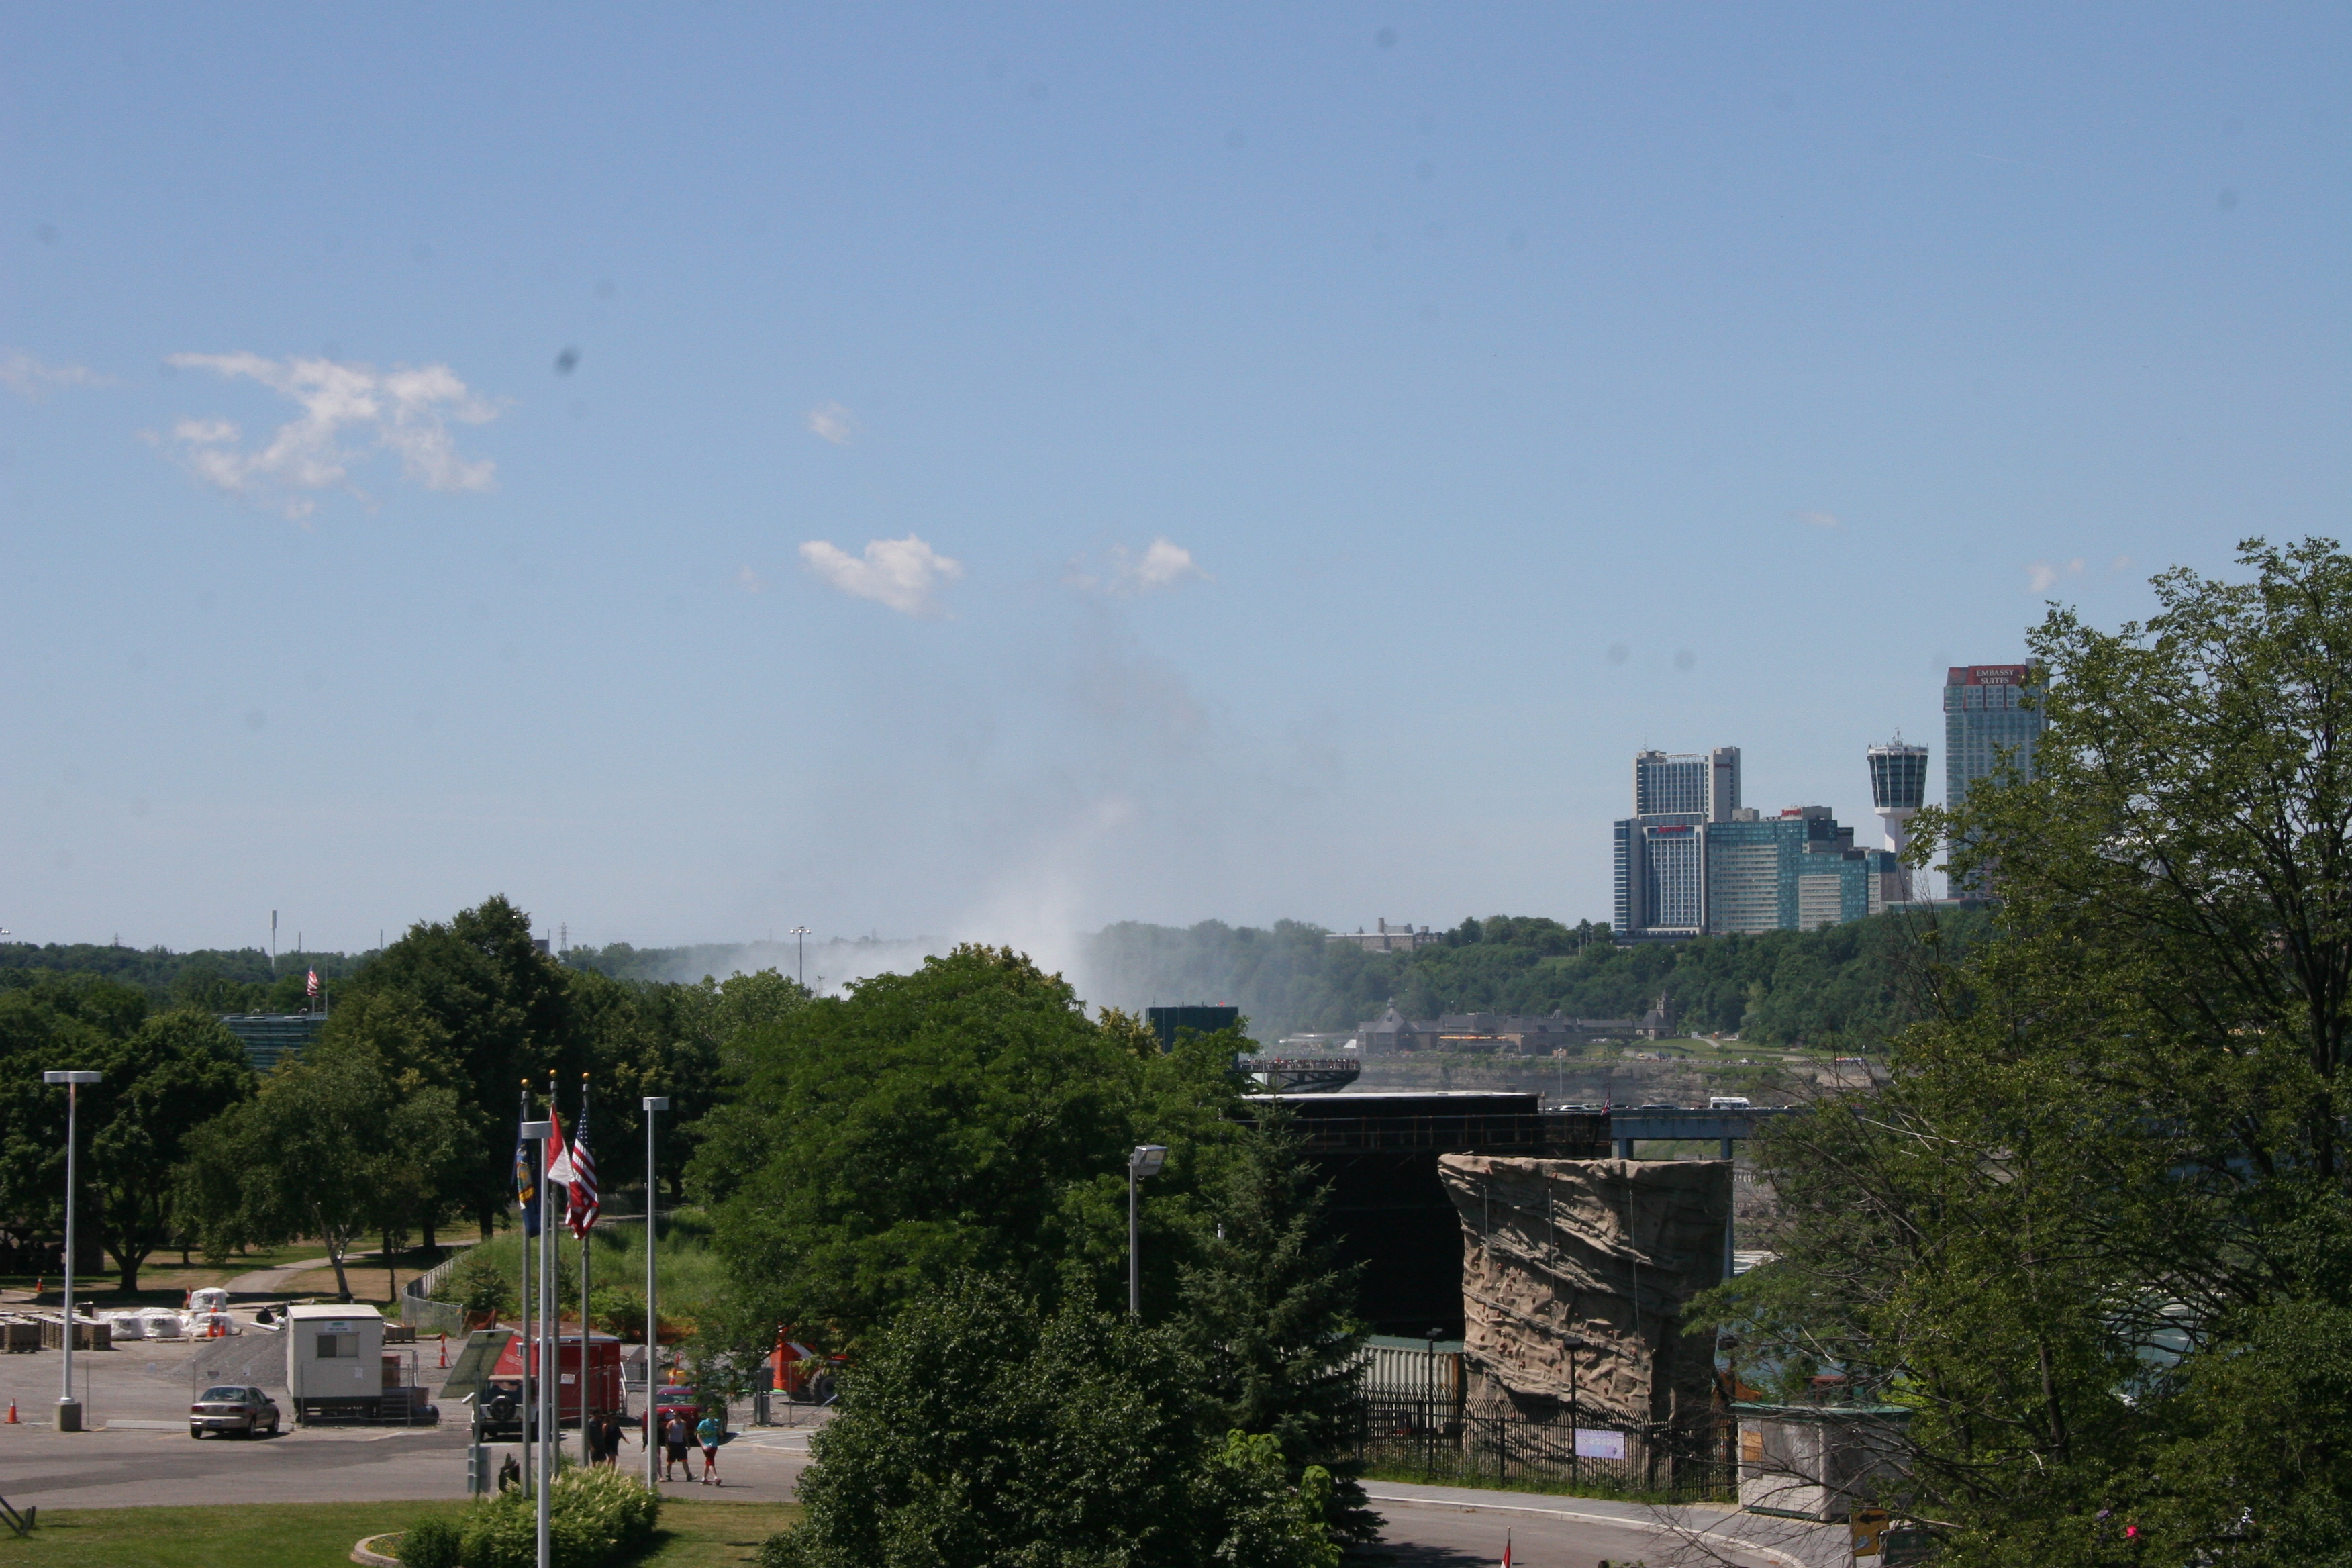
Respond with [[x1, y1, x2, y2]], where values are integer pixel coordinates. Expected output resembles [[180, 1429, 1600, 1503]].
[[514, 1136, 540, 1237]]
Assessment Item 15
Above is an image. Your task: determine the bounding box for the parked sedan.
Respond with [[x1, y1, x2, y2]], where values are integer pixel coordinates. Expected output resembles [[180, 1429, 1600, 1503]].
[[190, 1385, 281, 1438]]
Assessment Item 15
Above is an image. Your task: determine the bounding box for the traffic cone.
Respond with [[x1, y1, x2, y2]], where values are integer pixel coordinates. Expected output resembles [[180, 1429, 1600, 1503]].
[[7, 1400, 17, 1424], [438, 1333, 448, 1369]]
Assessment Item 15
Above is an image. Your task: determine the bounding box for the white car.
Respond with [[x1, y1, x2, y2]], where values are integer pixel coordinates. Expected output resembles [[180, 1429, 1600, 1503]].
[[190, 1385, 282, 1438]]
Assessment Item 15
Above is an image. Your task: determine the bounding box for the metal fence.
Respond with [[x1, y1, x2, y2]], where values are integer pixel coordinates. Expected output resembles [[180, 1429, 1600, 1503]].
[[399, 1253, 469, 1337], [1352, 1390, 1736, 1501]]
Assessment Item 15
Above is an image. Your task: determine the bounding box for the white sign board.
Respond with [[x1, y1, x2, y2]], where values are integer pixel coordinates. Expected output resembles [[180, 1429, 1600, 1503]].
[[1573, 1428, 1628, 1460]]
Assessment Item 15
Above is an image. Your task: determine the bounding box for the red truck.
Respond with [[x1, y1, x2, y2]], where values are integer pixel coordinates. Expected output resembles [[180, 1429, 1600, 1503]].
[[479, 1330, 624, 1435]]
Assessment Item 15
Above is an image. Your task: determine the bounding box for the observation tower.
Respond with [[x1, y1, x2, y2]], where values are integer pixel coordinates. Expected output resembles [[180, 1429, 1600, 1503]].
[[1867, 736, 1930, 893]]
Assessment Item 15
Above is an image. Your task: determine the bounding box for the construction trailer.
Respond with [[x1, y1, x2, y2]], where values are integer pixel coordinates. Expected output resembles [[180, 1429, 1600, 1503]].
[[479, 1330, 624, 1435], [285, 1304, 385, 1423]]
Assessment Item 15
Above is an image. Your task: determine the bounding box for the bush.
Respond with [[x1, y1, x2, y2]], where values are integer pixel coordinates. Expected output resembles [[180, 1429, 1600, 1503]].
[[446, 1248, 519, 1318], [407, 1465, 660, 1568], [394, 1515, 461, 1568]]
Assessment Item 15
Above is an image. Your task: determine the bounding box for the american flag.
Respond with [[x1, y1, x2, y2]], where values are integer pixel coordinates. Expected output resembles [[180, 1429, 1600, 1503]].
[[567, 1099, 599, 1238], [305, 968, 320, 997]]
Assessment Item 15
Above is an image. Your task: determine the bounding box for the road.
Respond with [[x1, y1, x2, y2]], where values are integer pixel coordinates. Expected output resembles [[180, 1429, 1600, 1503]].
[[0, 1340, 1835, 1565]]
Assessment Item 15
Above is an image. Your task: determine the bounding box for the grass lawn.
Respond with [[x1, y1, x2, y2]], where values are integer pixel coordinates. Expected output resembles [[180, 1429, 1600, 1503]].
[[0, 1498, 799, 1566]]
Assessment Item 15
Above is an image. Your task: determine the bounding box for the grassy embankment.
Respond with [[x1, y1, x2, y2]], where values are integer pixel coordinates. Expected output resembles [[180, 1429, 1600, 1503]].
[[0, 1499, 799, 1567], [409, 1212, 729, 1330]]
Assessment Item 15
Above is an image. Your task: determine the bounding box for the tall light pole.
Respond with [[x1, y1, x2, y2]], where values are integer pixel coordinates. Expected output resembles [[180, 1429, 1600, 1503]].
[[642, 1095, 669, 1495], [42, 1071, 101, 1432], [519, 1116, 554, 1568], [1126, 1145, 1167, 1316], [789, 927, 811, 991]]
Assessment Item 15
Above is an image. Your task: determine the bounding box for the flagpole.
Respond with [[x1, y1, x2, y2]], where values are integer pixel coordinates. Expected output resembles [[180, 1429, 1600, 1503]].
[[577, 1073, 592, 1429], [538, 1105, 554, 1568], [537, 1097, 557, 1568], [518, 1081, 534, 1501]]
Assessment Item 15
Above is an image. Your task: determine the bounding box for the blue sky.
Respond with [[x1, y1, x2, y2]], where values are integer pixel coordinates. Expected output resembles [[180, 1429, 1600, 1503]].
[[4, 5, 2346, 959]]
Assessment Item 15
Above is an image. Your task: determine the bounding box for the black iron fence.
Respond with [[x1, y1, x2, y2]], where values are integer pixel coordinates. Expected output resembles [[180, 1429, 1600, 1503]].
[[1352, 1391, 1736, 1501]]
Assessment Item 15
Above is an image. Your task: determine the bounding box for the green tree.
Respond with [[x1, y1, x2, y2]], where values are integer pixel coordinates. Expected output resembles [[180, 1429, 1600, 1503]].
[[334, 897, 573, 1236], [763, 1273, 1337, 1568], [1176, 1110, 1376, 1542], [0, 989, 111, 1267], [1708, 539, 2352, 1566], [185, 1038, 400, 1300], [83, 1010, 255, 1291], [695, 946, 1240, 1346]]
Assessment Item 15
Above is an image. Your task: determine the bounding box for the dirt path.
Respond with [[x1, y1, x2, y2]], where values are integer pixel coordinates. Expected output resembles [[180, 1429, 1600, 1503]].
[[222, 1256, 338, 1294]]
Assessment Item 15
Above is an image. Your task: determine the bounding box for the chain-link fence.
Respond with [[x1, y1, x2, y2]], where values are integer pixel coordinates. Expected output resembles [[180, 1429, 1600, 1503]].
[[1353, 1390, 1735, 1501]]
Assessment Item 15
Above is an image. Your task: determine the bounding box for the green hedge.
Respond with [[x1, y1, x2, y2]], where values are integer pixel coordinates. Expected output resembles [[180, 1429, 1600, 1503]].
[[395, 1465, 659, 1568]]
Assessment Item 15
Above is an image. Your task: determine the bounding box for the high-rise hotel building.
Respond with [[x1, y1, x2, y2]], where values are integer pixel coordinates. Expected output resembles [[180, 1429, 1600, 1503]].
[[1944, 664, 2045, 813], [1613, 748, 1739, 940]]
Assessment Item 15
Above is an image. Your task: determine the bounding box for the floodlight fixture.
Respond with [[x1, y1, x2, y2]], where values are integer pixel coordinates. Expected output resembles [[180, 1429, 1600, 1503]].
[[1129, 1144, 1168, 1178]]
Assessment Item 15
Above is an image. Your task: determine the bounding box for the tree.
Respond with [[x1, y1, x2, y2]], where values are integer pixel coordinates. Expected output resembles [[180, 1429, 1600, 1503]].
[[0, 989, 111, 1270], [763, 1273, 1338, 1568], [185, 1039, 399, 1300], [83, 1010, 254, 1291], [334, 897, 573, 1237], [1175, 1109, 1377, 1542], [695, 946, 1241, 1346], [1707, 539, 2352, 1565]]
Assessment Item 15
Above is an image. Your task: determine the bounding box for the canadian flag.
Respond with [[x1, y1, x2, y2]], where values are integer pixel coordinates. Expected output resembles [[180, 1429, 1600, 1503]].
[[545, 1110, 577, 1189]]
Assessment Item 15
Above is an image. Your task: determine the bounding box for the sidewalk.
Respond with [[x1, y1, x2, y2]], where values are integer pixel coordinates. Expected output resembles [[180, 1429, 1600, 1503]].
[[1362, 1479, 1848, 1568]]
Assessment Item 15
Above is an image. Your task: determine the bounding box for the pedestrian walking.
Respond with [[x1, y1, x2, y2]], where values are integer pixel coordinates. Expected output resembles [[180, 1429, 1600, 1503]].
[[662, 1412, 691, 1481], [696, 1410, 724, 1485]]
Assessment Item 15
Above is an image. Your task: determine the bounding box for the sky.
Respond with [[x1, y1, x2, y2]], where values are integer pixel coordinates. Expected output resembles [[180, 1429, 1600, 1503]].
[[3, 5, 2347, 962]]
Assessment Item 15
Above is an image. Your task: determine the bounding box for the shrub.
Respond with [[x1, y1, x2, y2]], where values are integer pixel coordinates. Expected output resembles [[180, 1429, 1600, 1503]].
[[394, 1515, 461, 1568], [408, 1465, 660, 1568]]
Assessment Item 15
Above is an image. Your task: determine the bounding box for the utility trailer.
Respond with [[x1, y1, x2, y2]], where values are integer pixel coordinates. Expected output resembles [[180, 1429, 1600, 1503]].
[[285, 1304, 385, 1424]]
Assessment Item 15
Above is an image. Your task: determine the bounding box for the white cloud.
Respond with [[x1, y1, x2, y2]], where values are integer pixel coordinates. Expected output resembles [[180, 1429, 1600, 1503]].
[[799, 534, 962, 616], [805, 401, 855, 446], [2026, 558, 2087, 593], [1795, 509, 1842, 530], [158, 352, 501, 518], [734, 564, 765, 595], [1, 350, 109, 398], [1066, 537, 1210, 597]]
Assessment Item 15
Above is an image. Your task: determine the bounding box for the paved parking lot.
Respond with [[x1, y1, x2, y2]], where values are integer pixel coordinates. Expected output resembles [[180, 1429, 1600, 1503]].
[[0, 1333, 819, 1513]]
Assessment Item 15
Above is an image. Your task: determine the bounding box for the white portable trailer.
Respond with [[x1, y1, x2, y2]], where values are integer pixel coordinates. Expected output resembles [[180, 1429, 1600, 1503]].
[[284, 1304, 385, 1423]]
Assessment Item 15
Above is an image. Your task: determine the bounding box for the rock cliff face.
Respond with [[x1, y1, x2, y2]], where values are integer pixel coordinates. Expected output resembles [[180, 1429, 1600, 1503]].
[[1438, 1155, 1730, 1432]]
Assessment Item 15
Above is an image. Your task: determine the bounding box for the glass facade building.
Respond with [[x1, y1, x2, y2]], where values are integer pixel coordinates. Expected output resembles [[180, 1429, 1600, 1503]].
[[1944, 665, 2044, 813], [1702, 810, 1900, 934], [1614, 748, 1738, 939]]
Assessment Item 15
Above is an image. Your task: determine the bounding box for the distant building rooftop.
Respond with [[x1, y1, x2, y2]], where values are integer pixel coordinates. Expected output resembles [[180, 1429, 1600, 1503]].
[[216, 1012, 325, 1072]]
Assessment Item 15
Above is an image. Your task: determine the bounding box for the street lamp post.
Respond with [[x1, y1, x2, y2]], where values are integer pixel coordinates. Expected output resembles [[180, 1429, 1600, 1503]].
[[42, 1070, 101, 1432], [1126, 1145, 1167, 1316], [788, 927, 811, 991], [642, 1096, 669, 1496]]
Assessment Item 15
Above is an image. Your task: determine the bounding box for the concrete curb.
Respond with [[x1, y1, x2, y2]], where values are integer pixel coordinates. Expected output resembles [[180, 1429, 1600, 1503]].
[[350, 1530, 401, 1566]]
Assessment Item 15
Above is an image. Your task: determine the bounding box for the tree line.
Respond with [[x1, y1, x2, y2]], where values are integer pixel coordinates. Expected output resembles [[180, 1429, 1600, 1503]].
[[1083, 904, 1987, 1046], [0, 898, 795, 1296]]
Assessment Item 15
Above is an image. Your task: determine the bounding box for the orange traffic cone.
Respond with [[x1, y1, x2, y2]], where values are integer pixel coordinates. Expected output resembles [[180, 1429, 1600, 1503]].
[[438, 1333, 448, 1369], [7, 1400, 17, 1424]]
